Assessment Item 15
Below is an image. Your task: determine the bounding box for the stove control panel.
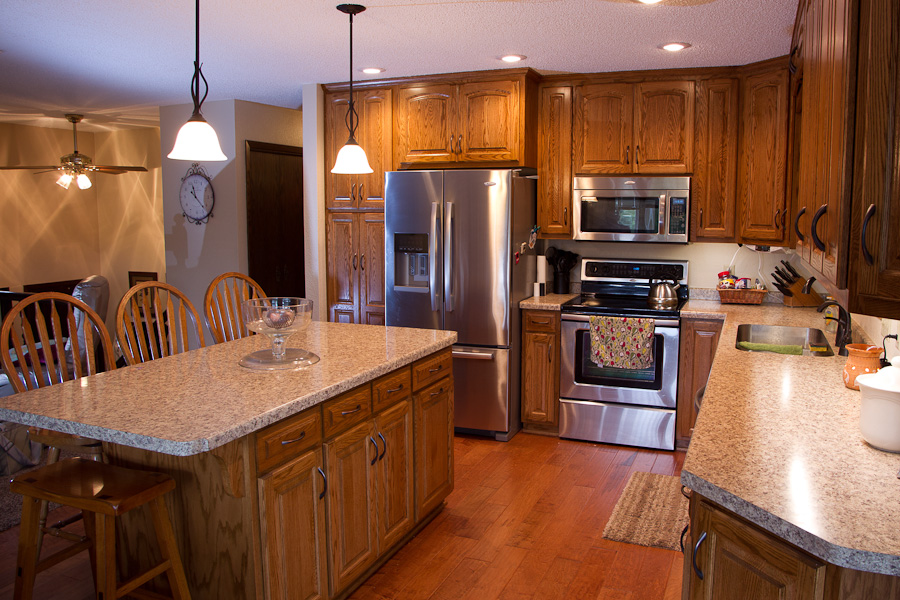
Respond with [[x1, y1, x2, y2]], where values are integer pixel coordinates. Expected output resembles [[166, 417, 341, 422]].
[[583, 260, 685, 282]]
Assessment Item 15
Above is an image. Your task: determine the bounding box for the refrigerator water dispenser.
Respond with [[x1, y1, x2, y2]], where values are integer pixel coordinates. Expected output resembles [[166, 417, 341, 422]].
[[393, 233, 429, 290]]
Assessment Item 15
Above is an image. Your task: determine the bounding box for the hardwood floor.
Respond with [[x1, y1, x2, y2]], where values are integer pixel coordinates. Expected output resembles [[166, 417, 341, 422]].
[[0, 433, 685, 600]]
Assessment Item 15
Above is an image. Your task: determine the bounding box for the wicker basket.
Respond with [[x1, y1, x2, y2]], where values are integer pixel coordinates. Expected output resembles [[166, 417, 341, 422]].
[[717, 288, 768, 305]]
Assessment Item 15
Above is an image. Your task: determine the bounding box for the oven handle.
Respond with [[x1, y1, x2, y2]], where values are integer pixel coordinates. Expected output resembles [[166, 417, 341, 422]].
[[561, 314, 679, 328]]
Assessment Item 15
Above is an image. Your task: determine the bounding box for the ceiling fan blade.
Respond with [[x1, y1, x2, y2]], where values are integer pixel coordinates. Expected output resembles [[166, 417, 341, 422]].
[[91, 166, 149, 174], [0, 165, 61, 171]]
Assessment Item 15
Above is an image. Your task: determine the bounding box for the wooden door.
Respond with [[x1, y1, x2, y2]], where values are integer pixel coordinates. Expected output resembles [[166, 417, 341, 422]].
[[520, 310, 560, 427], [456, 79, 520, 162], [356, 88, 393, 210], [258, 448, 328, 600], [374, 399, 414, 553], [325, 420, 378, 596], [675, 318, 722, 448], [396, 84, 456, 164], [413, 377, 454, 520], [634, 80, 695, 173], [327, 212, 359, 323], [689, 498, 825, 600], [245, 141, 305, 297], [359, 212, 385, 326], [738, 67, 790, 244], [574, 83, 634, 173], [537, 86, 573, 237], [325, 93, 356, 210], [693, 79, 739, 241]]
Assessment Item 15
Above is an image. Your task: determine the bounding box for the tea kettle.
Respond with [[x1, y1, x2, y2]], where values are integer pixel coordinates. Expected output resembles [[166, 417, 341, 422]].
[[649, 279, 681, 306]]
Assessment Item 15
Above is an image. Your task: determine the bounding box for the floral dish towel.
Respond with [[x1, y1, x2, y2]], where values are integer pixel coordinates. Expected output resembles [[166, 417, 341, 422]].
[[588, 316, 655, 369]]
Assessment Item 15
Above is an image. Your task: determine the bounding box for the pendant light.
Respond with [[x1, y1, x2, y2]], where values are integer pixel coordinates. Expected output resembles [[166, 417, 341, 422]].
[[331, 4, 373, 175], [168, 0, 227, 161]]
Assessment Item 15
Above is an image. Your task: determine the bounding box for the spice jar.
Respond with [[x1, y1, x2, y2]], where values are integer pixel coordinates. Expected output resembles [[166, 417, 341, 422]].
[[717, 271, 735, 289], [844, 344, 883, 390]]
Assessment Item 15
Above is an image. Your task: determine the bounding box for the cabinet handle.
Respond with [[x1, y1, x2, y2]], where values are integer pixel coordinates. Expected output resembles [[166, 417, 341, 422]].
[[280, 431, 306, 446], [369, 436, 379, 465], [532, 318, 550, 325], [350, 182, 356, 203], [635, 145, 641, 165], [692, 531, 707, 580], [317, 467, 327, 500], [361, 254, 366, 271], [794, 207, 807, 242], [377, 432, 387, 461], [428, 365, 443, 373], [353, 253, 358, 270], [563, 207, 568, 226], [861, 203, 877, 266], [810, 204, 827, 252], [386, 384, 404, 394], [774, 208, 787, 230], [341, 404, 362, 416], [449, 135, 454, 154], [359, 183, 364, 202], [699, 208, 703, 229], [625, 145, 630, 164], [548, 342, 552, 363], [430, 386, 445, 397], [457, 134, 462, 155]]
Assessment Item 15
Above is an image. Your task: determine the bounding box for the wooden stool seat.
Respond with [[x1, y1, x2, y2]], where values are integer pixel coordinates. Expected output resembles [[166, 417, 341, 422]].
[[11, 457, 191, 600]]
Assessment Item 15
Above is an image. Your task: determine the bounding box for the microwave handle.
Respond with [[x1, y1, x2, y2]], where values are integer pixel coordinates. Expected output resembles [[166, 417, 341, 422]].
[[659, 194, 667, 234]]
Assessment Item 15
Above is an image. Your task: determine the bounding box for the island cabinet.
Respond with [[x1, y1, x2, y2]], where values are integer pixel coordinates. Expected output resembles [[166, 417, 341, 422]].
[[394, 71, 539, 167], [326, 211, 385, 325], [412, 348, 454, 519], [537, 85, 573, 238], [573, 80, 695, 174], [520, 309, 560, 432], [675, 317, 723, 449]]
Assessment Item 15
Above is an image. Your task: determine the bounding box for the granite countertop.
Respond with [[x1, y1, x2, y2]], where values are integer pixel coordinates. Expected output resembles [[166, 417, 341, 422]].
[[680, 300, 900, 576], [520, 293, 578, 310], [0, 322, 456, 457]]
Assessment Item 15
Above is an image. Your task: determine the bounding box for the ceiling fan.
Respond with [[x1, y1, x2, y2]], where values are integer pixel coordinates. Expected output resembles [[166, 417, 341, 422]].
[[0, 114, 148, 189]]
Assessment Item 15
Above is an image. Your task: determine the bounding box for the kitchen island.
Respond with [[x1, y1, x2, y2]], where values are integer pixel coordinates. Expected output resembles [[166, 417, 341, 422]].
[[0, 321, 457, 599]]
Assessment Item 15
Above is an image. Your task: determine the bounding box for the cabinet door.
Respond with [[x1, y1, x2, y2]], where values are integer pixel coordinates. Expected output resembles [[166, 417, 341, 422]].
[[360, 212, 385, 326], [521, 330, 559, 426], [693, 79, 739, 241], [396, 84, 456, 164], [325, 420, 378, 596], [258, 448, 328, 600], [456, 80, 520, 162], [327, 212, 359, 323], [414, 377, 454, 520], [325, 93, 355, 210], [634, 80, 695, 173], [538, 86, 573, 237], [374, 399, 414, 553], [574, 83, 634, 174], [357, 88, 392, 210], [738, 67, 790, 244], [675, 318, 722, 448], [689, 498, 825, 600]]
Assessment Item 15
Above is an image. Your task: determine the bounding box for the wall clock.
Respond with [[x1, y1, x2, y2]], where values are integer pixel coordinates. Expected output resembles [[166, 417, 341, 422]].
[[179, 163, 215, 224]]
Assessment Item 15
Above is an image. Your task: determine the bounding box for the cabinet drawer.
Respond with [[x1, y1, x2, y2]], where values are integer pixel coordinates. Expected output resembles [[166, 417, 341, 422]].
[[524, 311, 559, 333], [256, 407, 323, 474], [373, 368, 412, 413], [412, 349, 453, 392], [323, 385, 373, 439]]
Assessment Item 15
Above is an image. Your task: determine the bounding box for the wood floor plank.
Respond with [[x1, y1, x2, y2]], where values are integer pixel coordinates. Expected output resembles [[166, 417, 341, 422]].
[[561, 545, 618, 600]]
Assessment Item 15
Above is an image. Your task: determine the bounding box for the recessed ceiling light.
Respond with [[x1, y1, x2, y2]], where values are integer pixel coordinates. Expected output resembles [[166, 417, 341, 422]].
[[501, 54, 526, 63], [361, 67, 385, 74], [636, 0, 664, 4], [662, 42, 691, 52]]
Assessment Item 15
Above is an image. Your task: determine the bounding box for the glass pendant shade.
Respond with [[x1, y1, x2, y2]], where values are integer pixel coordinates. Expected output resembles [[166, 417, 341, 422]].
[[76, 173, 92, 190], [56, 172, 73, 189], [168, 115, 227, 161], [332, 138, 373, 174]]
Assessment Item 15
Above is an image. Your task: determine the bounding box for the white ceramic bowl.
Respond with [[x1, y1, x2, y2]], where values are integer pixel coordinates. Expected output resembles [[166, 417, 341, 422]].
[[856, 356, 900, 453]]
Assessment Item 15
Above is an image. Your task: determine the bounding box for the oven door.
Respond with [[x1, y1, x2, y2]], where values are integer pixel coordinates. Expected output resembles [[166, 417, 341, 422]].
[[559, 314, 679, 409]]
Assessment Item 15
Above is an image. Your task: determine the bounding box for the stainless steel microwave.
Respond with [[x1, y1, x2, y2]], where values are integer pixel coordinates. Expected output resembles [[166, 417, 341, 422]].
[[573, 176, 690, 243]]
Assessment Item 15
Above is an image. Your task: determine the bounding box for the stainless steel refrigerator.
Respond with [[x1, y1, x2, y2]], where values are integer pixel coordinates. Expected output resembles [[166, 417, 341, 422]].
[[385, 169, 536, 441]]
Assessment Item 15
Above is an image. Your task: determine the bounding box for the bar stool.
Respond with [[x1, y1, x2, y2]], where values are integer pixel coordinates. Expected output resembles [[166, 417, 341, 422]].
[[11, 457, 192, 600]]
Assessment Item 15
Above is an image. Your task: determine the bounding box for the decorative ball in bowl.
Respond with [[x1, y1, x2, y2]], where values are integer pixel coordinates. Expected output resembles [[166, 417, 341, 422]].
[[239, 297, 319, 370]]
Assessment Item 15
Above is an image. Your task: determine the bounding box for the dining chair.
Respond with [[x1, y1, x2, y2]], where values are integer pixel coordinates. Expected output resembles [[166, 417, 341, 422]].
[[0, 291, 115, 558], [203, 272, 267, 344], [115, 281, 205, 365]]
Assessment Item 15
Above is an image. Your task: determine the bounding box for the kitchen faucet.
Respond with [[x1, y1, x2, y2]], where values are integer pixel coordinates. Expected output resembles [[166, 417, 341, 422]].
[[817, 300, 852, 356]]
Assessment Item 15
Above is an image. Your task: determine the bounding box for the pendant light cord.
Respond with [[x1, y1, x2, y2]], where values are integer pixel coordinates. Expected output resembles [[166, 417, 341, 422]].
[[190, 0, 210, 118], [344, 10, 359, 139]]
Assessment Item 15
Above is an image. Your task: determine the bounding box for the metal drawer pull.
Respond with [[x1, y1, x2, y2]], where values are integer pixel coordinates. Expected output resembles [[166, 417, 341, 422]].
[[625, 145, 630, 164], [428, 365, 443, 373], [811, 204, 827, 252], [548, 342, 552, 363], [430, 387, 445, 397], [341, 404, 362, 416], [457, 134, 462, 155], [452, 350, 494, 360], [317, 467, 327, 500], [361, 254, 366, 271], [692, 531, 707, 580], [280, 431, 306, 446], [794, 206, 806, 242], [369, 437, 379, 465], [386, 384, 404, 394], [377, 432, 387, 461], [861, 203, 877, 265]]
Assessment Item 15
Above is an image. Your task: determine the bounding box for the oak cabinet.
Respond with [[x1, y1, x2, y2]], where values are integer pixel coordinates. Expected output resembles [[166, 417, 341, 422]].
[[537, 86, 573, 238], [373, 398, 415, 553], [325, 88, 393, 210], [675, 318, 723, 448], [521, 310, 560, 430], [412, 350, 454, 520], [692, 78, 740, 242], [326, 211, 385, 325], [574, 81, 694, 174], [738, 64, 791, 244]]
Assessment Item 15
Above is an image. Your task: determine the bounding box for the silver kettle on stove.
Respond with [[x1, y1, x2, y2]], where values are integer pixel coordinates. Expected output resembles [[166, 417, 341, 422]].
[[648, 279, 681, 306]]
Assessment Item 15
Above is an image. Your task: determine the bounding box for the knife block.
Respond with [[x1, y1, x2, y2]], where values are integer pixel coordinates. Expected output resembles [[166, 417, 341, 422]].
[[782, 277, 823, 307]]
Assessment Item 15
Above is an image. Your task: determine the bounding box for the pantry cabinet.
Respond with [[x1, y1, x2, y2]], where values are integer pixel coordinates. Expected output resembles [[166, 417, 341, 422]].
[[326, 212, 385, 325], [537, 86, 573, 238], [521, 310, 561, 430], [676, 318, 723, 448]]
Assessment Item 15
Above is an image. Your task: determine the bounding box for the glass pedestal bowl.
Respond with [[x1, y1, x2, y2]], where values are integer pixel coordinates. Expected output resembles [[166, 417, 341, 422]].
[[239, 297, 319, 370]]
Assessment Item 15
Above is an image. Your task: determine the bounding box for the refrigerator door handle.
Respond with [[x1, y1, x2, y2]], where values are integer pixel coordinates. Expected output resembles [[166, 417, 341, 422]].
[[444, 201, 455, 312], [430, 201, 440, 312], [452, 349, 495, 360]]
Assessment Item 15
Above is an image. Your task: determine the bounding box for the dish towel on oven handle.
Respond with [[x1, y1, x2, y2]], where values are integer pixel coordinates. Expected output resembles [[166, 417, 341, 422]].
[[589, 316, 655, 369]]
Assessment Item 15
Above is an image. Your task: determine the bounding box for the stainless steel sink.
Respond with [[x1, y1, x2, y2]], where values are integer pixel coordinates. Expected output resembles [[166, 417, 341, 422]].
[[735, 324, 834, 356]]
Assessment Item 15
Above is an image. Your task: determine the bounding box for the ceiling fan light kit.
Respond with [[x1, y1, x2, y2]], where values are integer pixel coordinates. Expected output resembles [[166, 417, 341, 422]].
[[331, 4, 374, 175], [168, 0, 227, 162]]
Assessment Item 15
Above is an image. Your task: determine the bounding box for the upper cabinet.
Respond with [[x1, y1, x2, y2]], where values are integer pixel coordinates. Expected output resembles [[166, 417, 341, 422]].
[[574, 81, 694, 174], [395, 72, 538, 167], [537, 86, 573, 238]]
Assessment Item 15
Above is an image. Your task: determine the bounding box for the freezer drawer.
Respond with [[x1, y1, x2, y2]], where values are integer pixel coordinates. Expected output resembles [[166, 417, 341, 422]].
[[559, 399, 675, 451], [452, 346, 510, 433]]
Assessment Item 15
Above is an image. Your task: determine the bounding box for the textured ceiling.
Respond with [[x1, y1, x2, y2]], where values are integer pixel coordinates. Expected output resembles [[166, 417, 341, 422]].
[[0, 0, 798, 131]]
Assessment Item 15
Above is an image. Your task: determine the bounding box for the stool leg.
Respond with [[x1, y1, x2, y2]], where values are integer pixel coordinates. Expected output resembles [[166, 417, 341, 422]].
[[35, 446, 61, 561], [93, 513, 117, 600], [149, 496, 191, 600], [81, 510, 99, 594], [14, 495, 42, 600]]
